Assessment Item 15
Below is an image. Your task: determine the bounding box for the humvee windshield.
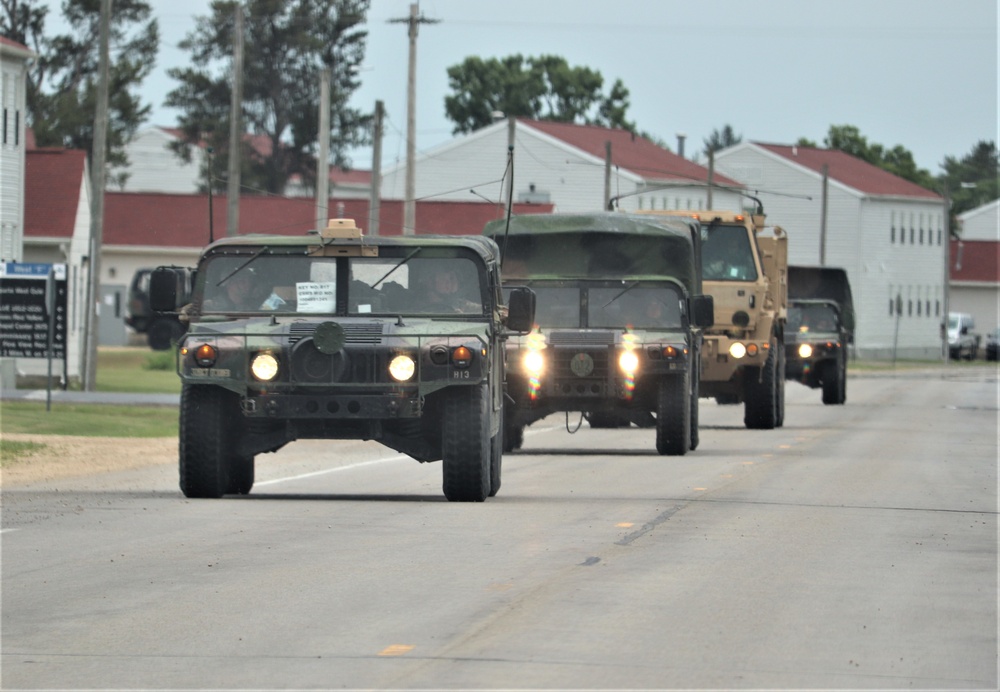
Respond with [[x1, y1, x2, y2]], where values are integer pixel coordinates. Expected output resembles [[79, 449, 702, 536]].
[[701, 224, 758, 281], [508, 283, 683, 330], [200, 253, 484, 316], [788, 303, 839, 333]]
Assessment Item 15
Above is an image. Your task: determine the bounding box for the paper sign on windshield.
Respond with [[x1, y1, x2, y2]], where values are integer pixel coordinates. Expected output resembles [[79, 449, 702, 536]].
[[296, 282, 336, 313]]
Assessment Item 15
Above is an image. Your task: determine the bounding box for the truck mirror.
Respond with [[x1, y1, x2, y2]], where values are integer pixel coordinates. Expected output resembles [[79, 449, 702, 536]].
[[505, 287, 536, 333], [691, 295, 714, 328], [149, 267, 186, 312]]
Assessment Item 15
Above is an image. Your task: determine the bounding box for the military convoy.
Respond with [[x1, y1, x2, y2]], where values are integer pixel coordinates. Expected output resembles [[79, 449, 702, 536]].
[[483, 212, 714, 455], [639, 209, 788, 429], [785, 265, 855, 404], [149, 219, 535, 502]]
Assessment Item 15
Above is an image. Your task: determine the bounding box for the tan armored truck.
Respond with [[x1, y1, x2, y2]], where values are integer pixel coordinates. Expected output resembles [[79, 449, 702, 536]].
[[639, 209, 788, 429]]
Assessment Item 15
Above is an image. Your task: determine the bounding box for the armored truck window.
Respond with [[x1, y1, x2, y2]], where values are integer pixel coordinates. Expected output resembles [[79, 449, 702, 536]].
[[701, 225, 758, 281]]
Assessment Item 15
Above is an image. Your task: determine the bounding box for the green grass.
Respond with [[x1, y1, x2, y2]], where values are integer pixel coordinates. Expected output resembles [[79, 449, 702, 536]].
[[1, 401, 178, 437], [93, 347, 182, 394], [0, 439, 49, 466]]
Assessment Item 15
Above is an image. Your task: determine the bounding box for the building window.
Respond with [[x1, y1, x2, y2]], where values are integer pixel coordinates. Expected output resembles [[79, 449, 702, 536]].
[[2, 109, 7, 145], [908, 299, 913, 316], [14, 111, 18, 146], [926, 300, 931, 316], [938, 229, 942, 245], [936, 300, 941, 316]]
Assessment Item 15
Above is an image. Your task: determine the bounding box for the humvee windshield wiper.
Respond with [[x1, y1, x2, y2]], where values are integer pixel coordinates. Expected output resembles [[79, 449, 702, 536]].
[[372, 247, 423, 288], [602, 281, 639, 308], [216, 246, 269, 286]]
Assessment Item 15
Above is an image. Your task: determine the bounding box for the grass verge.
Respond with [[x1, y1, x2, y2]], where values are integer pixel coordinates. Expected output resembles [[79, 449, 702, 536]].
[[1, 401, 178, 437]]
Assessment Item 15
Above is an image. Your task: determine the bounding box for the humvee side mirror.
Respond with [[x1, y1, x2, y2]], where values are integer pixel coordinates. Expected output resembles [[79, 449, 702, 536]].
[[691, 294, 714, 328], [149, 267, 192, 312], [505, 287, 536, 333]]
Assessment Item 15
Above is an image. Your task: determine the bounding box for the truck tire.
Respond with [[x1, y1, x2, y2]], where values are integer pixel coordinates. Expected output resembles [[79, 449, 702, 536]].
[[689, 368, 700, 451], [656, 373, 690, 456], [442, 385, 491, 502], [148, 318, 184, 351], [775, 348, 786, 427], [744, 342, 779, 430], [180, 385, 244, 498], [228, 457, 255, 495], [503, 406, 524, 453], [821, 359, 847, 405], [489, 405, 503, 497]]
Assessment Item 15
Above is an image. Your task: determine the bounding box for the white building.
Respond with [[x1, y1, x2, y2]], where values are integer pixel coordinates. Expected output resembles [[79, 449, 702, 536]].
[[950, 199, 1000, 334], [1, 36, 34, 262], [714, 142, 946, 360], [380, 118, 745, 220]]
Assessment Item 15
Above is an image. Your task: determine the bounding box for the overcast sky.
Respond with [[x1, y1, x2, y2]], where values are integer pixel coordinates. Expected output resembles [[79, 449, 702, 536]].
[[45, 0, 999, 175]]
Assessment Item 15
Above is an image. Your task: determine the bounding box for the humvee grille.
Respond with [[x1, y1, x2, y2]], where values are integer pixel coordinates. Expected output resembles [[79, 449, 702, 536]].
[[548, 331, 615, 346], [288, 322, 385, 345]]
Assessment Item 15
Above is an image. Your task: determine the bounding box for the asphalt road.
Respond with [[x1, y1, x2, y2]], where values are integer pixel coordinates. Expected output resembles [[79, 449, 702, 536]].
[[2, 365, 997, 690]]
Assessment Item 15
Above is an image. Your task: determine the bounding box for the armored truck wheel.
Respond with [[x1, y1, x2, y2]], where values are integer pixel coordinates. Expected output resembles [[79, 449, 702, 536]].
[[689, 369, 700, 451], [489, 405, 503, 497], [503, 409, 524, 453], [821, 359, 847, 405], [180, 385, 244, 498], [656, 373, 690, 456], [442, 385, 491, 502], [227, 456, 255, 495], [744, 341, 780, 430]]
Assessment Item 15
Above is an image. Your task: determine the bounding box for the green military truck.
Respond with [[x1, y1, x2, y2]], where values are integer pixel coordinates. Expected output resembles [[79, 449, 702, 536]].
[[640, 210, 788, 429], [149, 218, 535, 502], [483, 212, 714, 455], [785, 265, 854, 405]]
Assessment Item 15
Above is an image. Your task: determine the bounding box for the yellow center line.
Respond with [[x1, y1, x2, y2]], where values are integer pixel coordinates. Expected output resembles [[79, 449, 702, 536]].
[[378, 644, 415, 657]]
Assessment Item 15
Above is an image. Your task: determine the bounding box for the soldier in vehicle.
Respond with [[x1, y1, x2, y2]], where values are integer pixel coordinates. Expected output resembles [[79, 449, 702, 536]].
[[418, 265, 480, 314], [702, 228, 756, 281]]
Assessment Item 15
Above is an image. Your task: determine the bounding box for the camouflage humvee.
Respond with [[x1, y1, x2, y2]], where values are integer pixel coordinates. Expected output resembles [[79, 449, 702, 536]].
[[150, 219, 535, 502], [483, 212, 714, 456]]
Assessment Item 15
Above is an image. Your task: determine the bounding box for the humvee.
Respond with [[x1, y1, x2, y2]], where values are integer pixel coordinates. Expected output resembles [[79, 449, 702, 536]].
[[640, 210, 788, 429], [785, 265, 854, 404], [150, 219, 535, 502], [483, 212, 714, 455]]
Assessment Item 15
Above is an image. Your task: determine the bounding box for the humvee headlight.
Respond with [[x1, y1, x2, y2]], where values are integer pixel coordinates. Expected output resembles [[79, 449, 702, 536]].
[[523, 350, 545, 376], [729, 342, 747, 359], [619, 350, 640, 375], [389, 354, 416, 381], [194, 344, 218, 367], [251, 353, 279, 381], [451, 346, 473, 368], [798, 343, 813, 358]]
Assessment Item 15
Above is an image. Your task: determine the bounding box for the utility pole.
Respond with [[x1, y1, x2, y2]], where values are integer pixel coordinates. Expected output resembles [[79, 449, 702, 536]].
[[706, 149, 714, 209], [315, 67, 331, 233], [389, 4, 439, 235], [368, 100, 384, 236], [226, 5, 244, 237], [83, 0, 111, 392], [603, 141, 612, 211]]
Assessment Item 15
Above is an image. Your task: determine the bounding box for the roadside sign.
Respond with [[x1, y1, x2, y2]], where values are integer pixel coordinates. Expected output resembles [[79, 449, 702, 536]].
[[0, 263, 68, 359]]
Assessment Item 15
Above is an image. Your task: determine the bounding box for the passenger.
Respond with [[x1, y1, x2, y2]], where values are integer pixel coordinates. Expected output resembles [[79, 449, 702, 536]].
[[704, 231, 754, 280]]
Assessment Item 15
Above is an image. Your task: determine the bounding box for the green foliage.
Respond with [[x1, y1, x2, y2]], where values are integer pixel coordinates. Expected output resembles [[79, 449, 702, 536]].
[[822, 124, 936, 190], [444, 54, 634, 134], [0, 401, 178, 438], [940, 141, 999, 229], [165, 0, 372, 195], [703, 125, 743, 156], [142, 350, 176, 371], [2, 0, 158, 188], [92, 348, 180, 393]]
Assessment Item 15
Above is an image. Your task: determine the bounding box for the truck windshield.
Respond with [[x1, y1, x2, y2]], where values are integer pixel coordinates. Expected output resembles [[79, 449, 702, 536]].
[[589, 285, 683, 329], [788, 304, 839, 333], [702, 224, 758, 281]]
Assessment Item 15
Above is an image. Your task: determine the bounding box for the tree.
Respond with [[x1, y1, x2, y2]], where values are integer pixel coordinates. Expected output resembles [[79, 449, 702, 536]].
[[165, 0, 371, 195], [703, 125, 742, 156], [2, 0, 159, 188], [821, 124, 935, 189], [444, 54, 634, 134], [940, 140, 999, 231]]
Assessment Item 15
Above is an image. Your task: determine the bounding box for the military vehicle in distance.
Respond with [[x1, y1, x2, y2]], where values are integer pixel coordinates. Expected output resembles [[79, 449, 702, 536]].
[[483, 212, 714, 455], [639, 209, 788, 429], [785, 265, 855, 405], [125, 268, 190, 350], [149, 219, 535, 502]]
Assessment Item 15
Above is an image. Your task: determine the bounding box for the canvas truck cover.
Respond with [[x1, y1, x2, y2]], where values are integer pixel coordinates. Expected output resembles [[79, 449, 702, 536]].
[[788, 265, 855, 334], [484, 212, 700, 294]]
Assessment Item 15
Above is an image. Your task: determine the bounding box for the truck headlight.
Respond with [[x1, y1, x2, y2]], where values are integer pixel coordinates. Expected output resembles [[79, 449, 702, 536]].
[[389, 354, 416, 381], [729, 342, 747, 359], [619, 350, 639, 375], [523, 350, 545, 376], [798, 343, 813, 358], [251, 353, 279, 381]]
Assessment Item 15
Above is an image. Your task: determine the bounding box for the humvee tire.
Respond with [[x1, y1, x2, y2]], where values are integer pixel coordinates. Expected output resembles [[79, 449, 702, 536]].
[[489, 405, 503, 497], [442, 385, 491, 502], [228, 457, 255, 495], [180, 385, 242, 498], [689, 369, 700, 451], [656, 373, 690, 456], [821, 360, 847, 405], [503, 411, 524, 453]]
